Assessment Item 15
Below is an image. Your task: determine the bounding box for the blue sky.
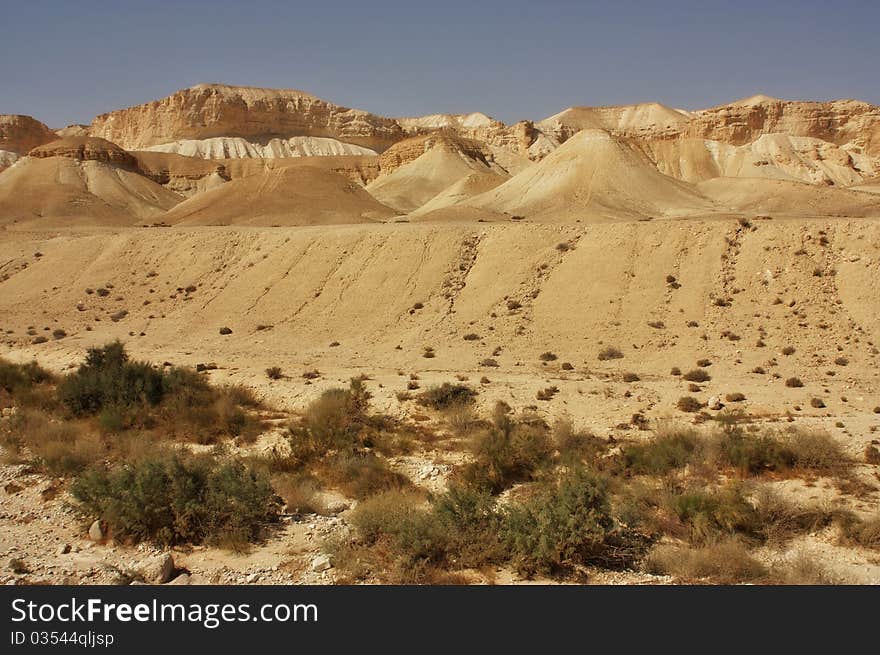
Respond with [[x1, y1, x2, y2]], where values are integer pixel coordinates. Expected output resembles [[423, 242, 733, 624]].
[[2, 0, 878, 127]]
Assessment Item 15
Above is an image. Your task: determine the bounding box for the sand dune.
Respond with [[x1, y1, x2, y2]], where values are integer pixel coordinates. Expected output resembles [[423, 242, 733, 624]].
[[468, 129, 714, 221], [165, 165, 394, 226], [0, 156, 181, 226]]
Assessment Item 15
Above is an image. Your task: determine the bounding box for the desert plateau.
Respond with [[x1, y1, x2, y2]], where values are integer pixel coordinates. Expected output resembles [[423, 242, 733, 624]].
[[2, 82, 880, 587]]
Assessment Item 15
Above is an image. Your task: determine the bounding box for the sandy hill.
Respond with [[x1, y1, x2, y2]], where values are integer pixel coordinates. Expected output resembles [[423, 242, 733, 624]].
[[0, 156, 181, 227], [412, 171, 508, 217], [143, 135, 377, 159], [164, 165, 394, 226], [467, 129, 713, 222], [697, 177, 880, 217], [367, 134, 502, 212]]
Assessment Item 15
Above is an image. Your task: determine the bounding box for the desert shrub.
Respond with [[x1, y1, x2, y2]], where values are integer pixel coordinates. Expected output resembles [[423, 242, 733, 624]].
[[667, 484, 760, 544], [782, 346, 796, 356], [696, 358, 712, 367], [772, 552, 838, 585], [643, 539, 766, 583], [480, 358, 499, 367], [752, 487, 834, 545], [725, 392, 746, 402], [443, 403, 480, 437], [836, 513, 880, 549], [785, 428, 847, 473], [0, 359, 54, 395], [716, 426, 795, 474], [417, 383, 476, 410], [505, 467, 615, 574], [539, 351, 558, 362], [321, 451, 412, 500], [810, 397, 825, 408], [865, 445, 880, 465], [273, 473, 324, 515], [458, 406, 552, 493], [682, 368, 711, 383], [670, 367, 681, 376], [622, 372, 640, 383], [289, 378, 371, 460], [71, 454, 279, 548], [2, 410, 104, 474], [677, 396, 703, 413], [785, 377, 804, 388], [597, 346, 623, 361], [552, 419, 606, 465], [622, 426, 702, 475], [350, 489, 426, 545], [266, 367, 283, 380], [58, 342, 165, 415]]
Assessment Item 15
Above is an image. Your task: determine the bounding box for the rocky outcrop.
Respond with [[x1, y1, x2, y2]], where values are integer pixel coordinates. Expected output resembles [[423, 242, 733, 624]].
[[90, 84, 407, 152], [0, 115, 55, 154], [684, 97, 880, 156], [30, 136, 138, 169]]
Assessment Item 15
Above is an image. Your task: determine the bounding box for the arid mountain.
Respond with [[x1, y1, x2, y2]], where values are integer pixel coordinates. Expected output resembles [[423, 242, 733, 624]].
[[2, 86, 880, 226], [89, 83, 406, 152]]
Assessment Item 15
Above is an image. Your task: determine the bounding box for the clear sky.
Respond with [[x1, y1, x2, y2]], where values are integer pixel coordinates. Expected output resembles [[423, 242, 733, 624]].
[[2, 0, 878, 128]]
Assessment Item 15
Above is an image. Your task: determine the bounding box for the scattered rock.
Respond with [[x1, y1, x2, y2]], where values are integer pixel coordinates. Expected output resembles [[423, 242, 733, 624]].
[[219, 327, 233, 335], [707, 396, 724, 411], [56, 543, 71, 556]]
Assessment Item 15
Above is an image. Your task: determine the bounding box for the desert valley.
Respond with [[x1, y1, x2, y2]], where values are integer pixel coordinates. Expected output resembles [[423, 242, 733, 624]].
[[1, 84, 879, 586]]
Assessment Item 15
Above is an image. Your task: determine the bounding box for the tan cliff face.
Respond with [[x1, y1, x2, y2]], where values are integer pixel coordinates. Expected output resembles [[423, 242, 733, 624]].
[[89, 83, 408, 152], [0, 114, 56, 154]]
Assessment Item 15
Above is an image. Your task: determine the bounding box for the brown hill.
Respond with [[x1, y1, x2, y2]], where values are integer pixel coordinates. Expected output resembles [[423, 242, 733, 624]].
[[164, 165, 394, 226], [0, 115, 55, 154]]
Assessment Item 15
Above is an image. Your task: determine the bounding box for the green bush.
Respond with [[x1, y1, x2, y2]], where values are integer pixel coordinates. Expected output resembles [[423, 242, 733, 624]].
[[505, 467, 615, 574], [71, 454, 279, 548], [58, 342, 165, 415], [416, 383, 476, 410]]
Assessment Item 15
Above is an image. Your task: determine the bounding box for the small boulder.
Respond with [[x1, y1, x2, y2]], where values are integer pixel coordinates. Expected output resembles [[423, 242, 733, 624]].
[[167, 573, 191, 585], [219, 327, 233, 335], [707, 396, 724, 411], [88, 520, 104, 541], [310, 554, 332, 572], [137, 553, 175, 584]]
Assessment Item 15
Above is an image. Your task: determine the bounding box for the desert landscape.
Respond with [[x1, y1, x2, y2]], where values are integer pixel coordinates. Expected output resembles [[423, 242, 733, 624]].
[[1, 84, 879, 586]]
